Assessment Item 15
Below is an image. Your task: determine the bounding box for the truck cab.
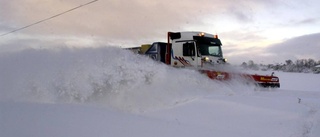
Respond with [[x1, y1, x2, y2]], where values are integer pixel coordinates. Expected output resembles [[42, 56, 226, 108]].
[[144, 32, 226, 68]]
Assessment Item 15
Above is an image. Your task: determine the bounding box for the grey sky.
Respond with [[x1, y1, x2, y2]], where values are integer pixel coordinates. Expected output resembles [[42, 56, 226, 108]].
[[0, 0, 319, 64]]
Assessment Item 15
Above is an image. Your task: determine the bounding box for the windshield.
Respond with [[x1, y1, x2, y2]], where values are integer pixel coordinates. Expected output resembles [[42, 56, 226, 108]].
[[198, 44, 222, 57]]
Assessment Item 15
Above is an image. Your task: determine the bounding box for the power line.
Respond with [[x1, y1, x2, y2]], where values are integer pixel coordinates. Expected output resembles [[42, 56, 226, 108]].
[[0, 0, 98, 37]]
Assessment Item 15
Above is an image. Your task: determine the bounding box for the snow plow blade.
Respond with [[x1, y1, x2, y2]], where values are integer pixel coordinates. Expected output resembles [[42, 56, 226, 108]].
[[249, 74, 280, 88], [201, 70, 280, 88]]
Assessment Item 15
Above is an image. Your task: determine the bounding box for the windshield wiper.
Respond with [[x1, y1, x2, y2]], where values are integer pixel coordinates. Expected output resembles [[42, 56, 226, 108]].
[[209, 53, 221, 57]]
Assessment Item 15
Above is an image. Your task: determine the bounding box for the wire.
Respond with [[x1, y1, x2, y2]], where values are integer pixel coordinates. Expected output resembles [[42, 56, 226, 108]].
[[0, 0, 98, 37]]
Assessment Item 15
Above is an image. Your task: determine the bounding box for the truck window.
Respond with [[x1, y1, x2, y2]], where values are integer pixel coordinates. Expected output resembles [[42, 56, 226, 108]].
[[183, 42, 195, 56], [146, 44, 157, 53], [208, 46, 221, 57], [198, 44, 222, 57]]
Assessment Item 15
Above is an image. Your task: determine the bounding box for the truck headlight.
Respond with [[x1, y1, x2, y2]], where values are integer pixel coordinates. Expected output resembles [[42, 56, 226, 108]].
[[223, 58, 227, 62], [202, 57, 210, 62]]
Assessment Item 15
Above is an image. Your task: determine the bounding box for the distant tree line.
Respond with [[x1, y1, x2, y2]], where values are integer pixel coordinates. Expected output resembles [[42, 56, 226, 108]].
[[240, 59, 320, 74]]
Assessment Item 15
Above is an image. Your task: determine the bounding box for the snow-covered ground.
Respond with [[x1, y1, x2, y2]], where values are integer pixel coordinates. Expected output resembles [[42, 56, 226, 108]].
[[1, 47, 319, 137]]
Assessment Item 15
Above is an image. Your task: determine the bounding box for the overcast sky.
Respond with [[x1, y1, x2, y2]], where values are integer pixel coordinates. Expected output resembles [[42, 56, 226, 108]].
[[0, 0, 319, 64]]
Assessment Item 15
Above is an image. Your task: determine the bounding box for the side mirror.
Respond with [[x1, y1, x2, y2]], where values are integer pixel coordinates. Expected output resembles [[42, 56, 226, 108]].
[[169, 32, 181, 40]]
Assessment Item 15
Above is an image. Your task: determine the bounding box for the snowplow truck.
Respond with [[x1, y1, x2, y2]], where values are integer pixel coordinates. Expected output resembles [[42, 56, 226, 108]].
[[129, 31, 280, 88]]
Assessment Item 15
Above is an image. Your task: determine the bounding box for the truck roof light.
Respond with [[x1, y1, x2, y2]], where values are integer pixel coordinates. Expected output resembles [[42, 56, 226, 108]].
[[198, 32, 205, 37]]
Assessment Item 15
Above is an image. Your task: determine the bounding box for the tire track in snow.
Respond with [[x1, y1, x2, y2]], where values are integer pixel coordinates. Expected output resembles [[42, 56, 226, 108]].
[[301, 102, 319, 137]]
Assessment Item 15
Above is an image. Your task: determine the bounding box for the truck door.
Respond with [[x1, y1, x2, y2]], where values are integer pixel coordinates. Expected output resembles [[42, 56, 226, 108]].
[[182, 42, 200, 67]]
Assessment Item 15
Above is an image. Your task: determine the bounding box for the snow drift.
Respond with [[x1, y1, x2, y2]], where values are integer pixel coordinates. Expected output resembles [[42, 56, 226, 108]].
[[1, 46, 320, 137], [0, 46, 246, 111]]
